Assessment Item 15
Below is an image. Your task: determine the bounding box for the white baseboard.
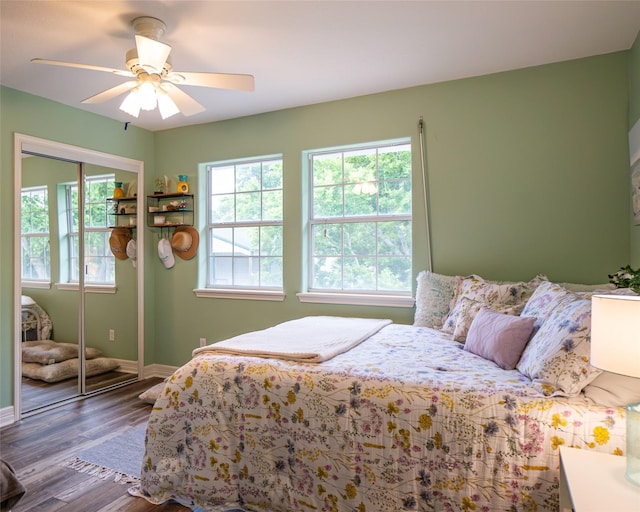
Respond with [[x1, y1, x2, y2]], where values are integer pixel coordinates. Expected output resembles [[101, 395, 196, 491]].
[[114, 359, 138, 374], [143, 363, 177, 379], [113, 360, 177, 379]]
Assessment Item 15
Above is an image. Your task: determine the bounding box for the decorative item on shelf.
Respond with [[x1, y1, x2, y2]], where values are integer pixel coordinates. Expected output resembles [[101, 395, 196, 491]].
[[177, 174, 189, 193], [171, 226, 199, 260], [113, 181, 125, 198], [590, 294, 640, 487], [154, 178, 165, 195], [166, 200, 181, 211]]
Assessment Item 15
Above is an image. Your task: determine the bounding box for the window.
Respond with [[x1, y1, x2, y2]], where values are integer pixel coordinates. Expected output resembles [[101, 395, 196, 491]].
[[65, 176, 115, 284], [205, 156, 283, 290], [21, 186, 50, 282], [307, 140, 412, 295]]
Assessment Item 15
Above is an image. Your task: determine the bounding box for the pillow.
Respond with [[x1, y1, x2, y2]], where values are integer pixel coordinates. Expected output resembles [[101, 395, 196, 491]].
[[448, 274, 530, 312], [517, 297, 602, 397], [442, 297, 522, 342], [520, 281, 575, 329], [22, 357, 120, 383], [139, 381, 167, 404], [583, 372, 640, 408], [21, 295, 36, 306], [22, 340, 103, 365], [558, 282, 615, 292], [464, 306, 535, 370], [414, 271, 460, 329]]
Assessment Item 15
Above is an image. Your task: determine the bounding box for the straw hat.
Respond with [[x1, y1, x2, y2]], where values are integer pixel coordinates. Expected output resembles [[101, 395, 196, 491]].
[[109, 227, 131, 260], [171, 226, 199, 260]]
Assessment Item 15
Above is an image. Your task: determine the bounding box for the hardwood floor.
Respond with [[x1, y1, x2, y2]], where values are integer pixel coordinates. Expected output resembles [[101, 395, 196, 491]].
[[1, 378, 190, 511], [21, 370, 138, 412]]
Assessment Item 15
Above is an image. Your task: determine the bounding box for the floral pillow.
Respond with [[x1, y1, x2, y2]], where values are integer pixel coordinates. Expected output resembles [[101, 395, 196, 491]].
[[413, 271, 460, 329], [520, 280, 575, 329], [449, 274, 531, 311], [517, 296, 602, 397], [442, 296, 522, 342], [442, 275, 530, 339]]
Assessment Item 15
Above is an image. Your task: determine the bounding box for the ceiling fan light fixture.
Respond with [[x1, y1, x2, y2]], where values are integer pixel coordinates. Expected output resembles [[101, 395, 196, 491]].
[[137, 81, 157, 111], [157, 89, 180, 119], [119, 90, 141, 117]]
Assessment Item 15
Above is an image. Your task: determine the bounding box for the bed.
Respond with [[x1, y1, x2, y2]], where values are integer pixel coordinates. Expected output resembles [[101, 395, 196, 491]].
[[132, 275, 638, 511], [20, 295, 120, 383]]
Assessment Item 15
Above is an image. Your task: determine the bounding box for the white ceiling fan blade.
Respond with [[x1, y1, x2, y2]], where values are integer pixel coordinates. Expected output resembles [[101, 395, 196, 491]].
[[81, 81, 137, 104], [31, 58, 133, 78], [135, 35, 171, 73], [165, 71, 254, 92], [161, 83, 206, 116]]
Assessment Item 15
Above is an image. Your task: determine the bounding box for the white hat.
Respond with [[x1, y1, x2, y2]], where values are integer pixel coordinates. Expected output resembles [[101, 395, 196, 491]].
[[126, 239, 137, 268], [158, 238, 175, 269]]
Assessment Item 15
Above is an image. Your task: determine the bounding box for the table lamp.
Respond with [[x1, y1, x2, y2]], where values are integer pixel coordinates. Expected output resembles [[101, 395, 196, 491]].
[[591, 295, 640, 487]]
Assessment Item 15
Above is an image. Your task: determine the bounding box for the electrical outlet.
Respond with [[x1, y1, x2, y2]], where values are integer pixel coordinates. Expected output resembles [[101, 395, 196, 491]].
[[199, 337, 207, 347], [109, 329, 115, 342]]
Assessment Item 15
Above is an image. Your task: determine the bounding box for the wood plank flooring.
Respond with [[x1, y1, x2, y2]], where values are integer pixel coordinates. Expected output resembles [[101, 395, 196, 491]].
[[0, 378, 190, 512], [21, 370, 137, 412]]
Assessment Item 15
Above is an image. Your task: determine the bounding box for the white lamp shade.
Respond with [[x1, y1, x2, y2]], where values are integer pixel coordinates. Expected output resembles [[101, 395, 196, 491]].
[[591, 295, 640, 378]]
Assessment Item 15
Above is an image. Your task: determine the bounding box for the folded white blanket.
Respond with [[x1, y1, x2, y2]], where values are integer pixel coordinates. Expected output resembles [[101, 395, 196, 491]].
[[193, 316, 392, 363]]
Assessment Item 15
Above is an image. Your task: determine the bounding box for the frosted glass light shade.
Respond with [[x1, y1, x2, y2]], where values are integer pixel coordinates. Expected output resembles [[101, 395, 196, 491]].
[[590, 295, 640, 378], [157, 90, 180, 119], [120, 90, 141, 117]]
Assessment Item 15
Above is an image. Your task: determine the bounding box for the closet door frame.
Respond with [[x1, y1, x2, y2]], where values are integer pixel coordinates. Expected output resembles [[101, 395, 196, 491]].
[[13, 133, 145, 421]]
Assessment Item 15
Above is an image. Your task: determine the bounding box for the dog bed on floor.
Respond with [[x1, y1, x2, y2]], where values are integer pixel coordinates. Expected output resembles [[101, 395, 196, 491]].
[[22, 357, 120, 383]]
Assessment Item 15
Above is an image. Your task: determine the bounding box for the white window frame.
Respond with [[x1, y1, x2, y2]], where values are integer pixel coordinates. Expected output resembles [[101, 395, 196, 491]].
[[64, 175, 115, 286], [195, 155, 285, 301], [21, 185, 51, 285], [298, 139, 414, 308]]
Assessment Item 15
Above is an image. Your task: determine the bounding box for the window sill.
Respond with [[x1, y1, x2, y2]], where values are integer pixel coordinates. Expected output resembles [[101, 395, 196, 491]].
[[21, 281, 52, 290], [297, 292, 414, 308], [55, 283, 117, 294], [194, 288, 286, 301]]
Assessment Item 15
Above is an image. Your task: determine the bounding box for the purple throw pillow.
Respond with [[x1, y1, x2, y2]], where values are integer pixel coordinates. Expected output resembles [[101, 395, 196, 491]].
[[464, 306, 535, 370]]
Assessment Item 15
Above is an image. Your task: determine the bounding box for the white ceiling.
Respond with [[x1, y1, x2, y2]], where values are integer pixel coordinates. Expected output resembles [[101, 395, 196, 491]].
[[2, 1, 639, 132]]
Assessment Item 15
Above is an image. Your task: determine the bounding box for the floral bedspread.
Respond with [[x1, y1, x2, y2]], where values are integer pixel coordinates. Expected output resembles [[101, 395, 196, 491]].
[[133, 324, 626, 511]]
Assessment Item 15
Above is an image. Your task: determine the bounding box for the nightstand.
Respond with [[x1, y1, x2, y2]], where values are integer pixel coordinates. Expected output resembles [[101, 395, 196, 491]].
[[559, 446, 640, 511]]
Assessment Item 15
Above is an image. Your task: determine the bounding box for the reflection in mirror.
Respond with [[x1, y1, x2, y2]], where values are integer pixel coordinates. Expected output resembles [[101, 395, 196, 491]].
[[19, 152, 140, 414]]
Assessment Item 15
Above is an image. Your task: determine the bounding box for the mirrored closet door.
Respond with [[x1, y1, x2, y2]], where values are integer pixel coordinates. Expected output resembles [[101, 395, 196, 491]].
[[15, 134, 144, 417]]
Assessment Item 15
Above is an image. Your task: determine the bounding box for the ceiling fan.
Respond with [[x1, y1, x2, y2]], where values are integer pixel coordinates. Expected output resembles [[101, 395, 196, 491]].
[[32, 16, 255, 119]]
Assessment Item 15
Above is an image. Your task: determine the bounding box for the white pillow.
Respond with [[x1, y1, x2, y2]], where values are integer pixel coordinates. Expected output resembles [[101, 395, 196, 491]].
[[138, 381, 167, 404], [583, 372, 640, 408]]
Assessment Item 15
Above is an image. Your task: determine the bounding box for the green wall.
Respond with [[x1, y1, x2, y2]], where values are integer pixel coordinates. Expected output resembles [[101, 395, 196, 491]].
[[1, 50, 635, 410], [0, 87, 156, 408], [151, 52, 631, 366]]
